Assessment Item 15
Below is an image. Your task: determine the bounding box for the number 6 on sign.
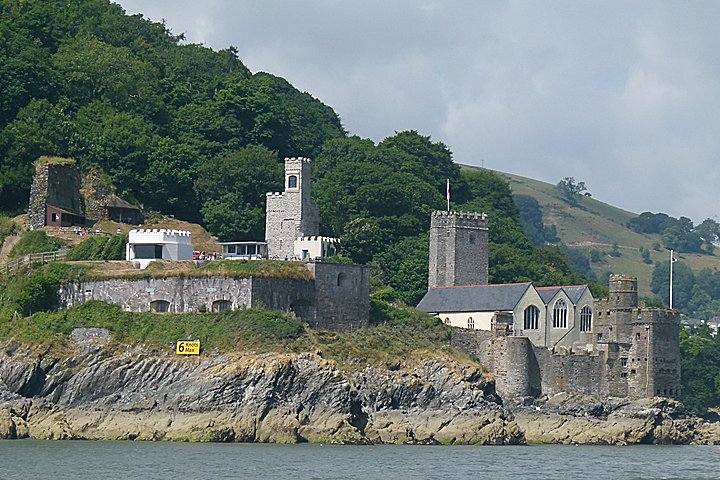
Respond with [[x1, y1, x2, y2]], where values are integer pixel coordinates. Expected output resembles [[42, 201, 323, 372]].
[[176, 340, 200, 355]]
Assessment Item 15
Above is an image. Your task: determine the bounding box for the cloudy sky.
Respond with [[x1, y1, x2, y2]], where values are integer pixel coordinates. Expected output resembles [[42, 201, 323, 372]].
[[117, 0, 720, 223]]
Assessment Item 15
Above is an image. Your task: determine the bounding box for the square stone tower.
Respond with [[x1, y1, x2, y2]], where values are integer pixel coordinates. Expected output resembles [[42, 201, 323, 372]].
[[428, 210, 489, 288], [265, 157, 320, 259], [28, 157, 85, 229]]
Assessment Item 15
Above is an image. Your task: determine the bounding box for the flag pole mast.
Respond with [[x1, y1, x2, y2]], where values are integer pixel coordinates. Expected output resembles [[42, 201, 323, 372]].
[[669, 249, 674, 309], [446, 178, 450, 212]]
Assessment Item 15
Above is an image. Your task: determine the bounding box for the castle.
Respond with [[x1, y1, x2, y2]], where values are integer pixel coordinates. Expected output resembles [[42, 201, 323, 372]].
[[55, 156, 369, 331], [418, 210, 681, 400]]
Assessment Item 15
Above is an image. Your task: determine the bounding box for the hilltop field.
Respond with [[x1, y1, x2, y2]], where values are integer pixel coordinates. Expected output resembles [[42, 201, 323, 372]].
[[467, 166, 720, 298]]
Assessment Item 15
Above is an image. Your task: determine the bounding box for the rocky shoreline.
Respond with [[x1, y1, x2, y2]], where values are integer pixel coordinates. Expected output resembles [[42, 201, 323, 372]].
[[0, 333, 718, 445]]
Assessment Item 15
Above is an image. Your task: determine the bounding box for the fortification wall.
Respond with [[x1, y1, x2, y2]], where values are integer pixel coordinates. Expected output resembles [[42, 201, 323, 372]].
[[306, 262, 370, 331], [532, 347, 607, 397], [58, 276, 312, 315]]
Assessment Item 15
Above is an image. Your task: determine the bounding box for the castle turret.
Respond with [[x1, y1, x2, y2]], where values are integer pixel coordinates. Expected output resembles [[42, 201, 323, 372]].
[[428, 210, 489, 288], [265, 157, 320, 259], [608, 274, 638, 310]]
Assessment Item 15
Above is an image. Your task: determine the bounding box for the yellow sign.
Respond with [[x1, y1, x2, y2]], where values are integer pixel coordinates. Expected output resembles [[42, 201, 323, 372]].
[[176, 340, 200, 355]]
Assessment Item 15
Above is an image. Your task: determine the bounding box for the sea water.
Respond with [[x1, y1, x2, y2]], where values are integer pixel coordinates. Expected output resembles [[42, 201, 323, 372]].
[[0, 441, 718, 480]]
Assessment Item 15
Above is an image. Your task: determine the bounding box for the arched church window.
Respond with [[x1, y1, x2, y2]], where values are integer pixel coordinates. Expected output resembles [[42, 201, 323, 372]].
[[288, 175, 298, 188], [523, 305, 540, 330], [580, 305, 592, 332], [552, 299, 567, 328], [467, 317, 475, 329]]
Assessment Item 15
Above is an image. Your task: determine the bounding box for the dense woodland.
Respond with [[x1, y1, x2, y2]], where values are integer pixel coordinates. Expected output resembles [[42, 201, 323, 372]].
[[1, 0, 718, 413], [0, 0, 595, 306]]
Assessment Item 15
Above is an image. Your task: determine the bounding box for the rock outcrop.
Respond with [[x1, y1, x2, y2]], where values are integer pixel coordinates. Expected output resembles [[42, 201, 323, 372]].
[[2, 335, 720, 445], [509, 392, 718, 445], [0, 337, 522, 444]]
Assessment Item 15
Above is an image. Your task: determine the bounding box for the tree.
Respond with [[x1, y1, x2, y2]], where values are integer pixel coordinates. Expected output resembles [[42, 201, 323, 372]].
[[555, 177, 587, 206], [194, 145, 282, 241]]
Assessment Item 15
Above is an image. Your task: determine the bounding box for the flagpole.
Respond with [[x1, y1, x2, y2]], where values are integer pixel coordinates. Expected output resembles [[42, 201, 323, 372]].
[[446, 178, 450, 212], [669, 249, 674, 309]]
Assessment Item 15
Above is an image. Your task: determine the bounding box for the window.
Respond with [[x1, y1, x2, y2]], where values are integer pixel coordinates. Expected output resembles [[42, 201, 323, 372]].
[[621, 358, 628, 368], [227, 245, 236, 254], [444, 317, 451, 325], [288, 175, 298, 188], [523, 305, 540, 330], [134, 244, 163, 259], [580, 305, 592, 332], [552, 299, 567, 328], [467, 317, 475, 329], [150, 300, 170, 313], [51, 213, 59, 222], [212, 300, 232, 312], [469, 233, 476, 244]]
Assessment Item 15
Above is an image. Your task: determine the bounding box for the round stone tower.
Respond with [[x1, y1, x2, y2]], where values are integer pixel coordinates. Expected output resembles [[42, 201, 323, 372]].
[[608, 274, 638, 310]]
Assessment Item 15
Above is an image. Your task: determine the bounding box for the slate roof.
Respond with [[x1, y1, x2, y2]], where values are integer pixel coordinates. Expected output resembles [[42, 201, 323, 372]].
[[536, 285, 588, 305], [416, 282, 533, 313]]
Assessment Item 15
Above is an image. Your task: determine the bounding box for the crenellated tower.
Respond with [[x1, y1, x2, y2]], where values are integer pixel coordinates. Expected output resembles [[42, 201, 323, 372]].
[[265, 157, 320, 259], [428, 210, 489, 288]]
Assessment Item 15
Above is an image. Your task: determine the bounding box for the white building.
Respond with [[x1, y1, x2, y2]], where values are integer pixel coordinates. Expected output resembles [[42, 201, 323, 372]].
[[219, 241, 267, 260], [294, 236, 336, 260], [126, 229, 193, 269]]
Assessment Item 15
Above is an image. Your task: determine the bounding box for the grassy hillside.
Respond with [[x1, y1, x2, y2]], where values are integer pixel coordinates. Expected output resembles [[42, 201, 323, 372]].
[[462, 166, 720, 298]]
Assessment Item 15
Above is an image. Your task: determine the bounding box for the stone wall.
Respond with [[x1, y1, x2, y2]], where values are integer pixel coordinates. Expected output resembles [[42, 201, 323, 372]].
[[306, 262, 370, 331], [80, 167, 114, 222], [428, 210, 489, 289], [28, 161, 84, 229], [58, 262, 370, 332]]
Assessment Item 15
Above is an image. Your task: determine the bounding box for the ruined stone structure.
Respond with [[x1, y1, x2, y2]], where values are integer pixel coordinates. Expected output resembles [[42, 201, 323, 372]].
[[428, 210, 489, 288], [265, 157, 320, 259], [28, 158, 142, 228], [59, 262, 370, 331], [422, 208, 681, 401], [28, 158, 85, 229]]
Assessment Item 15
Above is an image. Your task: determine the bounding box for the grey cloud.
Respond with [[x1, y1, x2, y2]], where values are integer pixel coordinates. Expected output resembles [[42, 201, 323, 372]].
[[116, 0, 720, 222]]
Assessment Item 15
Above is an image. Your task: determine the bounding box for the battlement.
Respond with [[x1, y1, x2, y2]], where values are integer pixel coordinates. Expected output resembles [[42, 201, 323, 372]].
[[266, 192, 287, 197], [609, 274, 638, 283], [284, 156, 312, 164], [632, 307, 680, 325], [431, 210, 488, 220], [129, 229, 191, 237], [296, 236, 336, 242]]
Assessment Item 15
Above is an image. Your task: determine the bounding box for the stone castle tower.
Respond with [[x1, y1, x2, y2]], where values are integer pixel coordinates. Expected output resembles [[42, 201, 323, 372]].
[[265, 157, 320, 259], [595, 275, 681, 398], [428, 210, 489, 288]]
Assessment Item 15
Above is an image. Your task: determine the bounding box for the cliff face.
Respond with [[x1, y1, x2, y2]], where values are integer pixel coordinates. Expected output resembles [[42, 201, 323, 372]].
[[0, 333, 522, 444], [1, 332, 719, 445]]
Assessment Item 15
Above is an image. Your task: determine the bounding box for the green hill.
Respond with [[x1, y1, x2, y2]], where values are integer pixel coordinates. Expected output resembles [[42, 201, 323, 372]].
[[470, 167, 720, 299]]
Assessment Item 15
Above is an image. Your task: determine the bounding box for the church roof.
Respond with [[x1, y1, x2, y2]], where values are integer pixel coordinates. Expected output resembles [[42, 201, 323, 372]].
[[536, 285, 589, 305], [416, 282, 533, 313]]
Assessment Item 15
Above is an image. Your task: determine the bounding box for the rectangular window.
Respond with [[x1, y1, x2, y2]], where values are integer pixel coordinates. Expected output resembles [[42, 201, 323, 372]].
[[227, 245, 236, 254], [134, 244, 163, 259], [621, 358, 628, 368]]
